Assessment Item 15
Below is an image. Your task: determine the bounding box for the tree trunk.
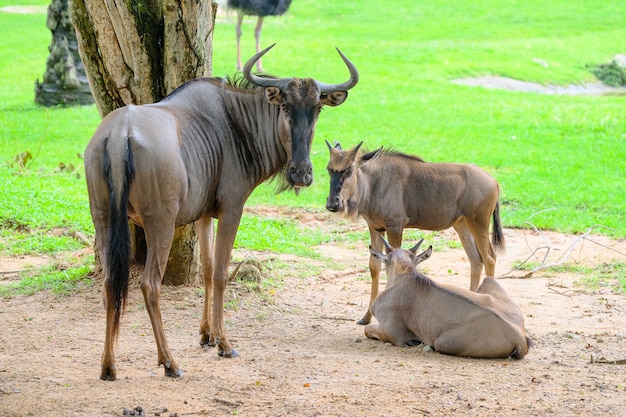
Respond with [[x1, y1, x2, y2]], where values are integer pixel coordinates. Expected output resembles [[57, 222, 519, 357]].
[[35, 0, 94, 106], [70, 0, 217, 285]]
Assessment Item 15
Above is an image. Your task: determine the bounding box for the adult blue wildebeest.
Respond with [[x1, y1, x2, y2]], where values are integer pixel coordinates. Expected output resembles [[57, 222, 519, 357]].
[[325, 141, 504, 324], [84, 45, 358, 380], [365, 239, 530, 359]]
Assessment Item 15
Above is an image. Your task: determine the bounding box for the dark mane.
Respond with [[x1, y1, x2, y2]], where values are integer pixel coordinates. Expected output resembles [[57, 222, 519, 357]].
[[163, 73, 282, 100], [164, 75, 296, 195], [358, 146, 425, 163], [220, 73, 299, 195], [221, 72, 281, 89], [381, 148, 426, 163]]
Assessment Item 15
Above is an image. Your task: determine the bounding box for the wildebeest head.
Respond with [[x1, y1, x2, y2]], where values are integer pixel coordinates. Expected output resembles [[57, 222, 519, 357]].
[[369, 238, 433, 286], [325, 140, 382, 214], [244, 44, 359, 188]]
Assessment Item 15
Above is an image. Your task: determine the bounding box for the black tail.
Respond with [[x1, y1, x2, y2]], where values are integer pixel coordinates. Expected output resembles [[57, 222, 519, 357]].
[[102, 137, 135, 340], [492, 201, 505, 252]]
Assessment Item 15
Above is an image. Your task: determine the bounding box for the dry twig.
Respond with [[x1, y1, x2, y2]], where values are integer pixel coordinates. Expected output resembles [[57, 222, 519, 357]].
[[498, 222, 624, 279], [590, 355, 626, 365]]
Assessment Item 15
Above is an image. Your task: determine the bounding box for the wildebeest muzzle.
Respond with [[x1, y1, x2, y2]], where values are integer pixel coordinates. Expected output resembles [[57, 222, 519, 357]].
[[288, 161, 313, 187], [325, 172, 343, 212], [325, 194, 342, 212]]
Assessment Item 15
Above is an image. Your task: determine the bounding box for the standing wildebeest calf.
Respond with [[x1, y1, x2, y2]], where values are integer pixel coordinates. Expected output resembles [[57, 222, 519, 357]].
[[325, 141, 505, 324], [85, 45, 358, 380], [365, 239, 531, 359]]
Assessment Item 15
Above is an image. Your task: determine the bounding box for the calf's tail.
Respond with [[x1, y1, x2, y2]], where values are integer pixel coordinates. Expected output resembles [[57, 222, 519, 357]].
[[102, 137, 135, 341], [492, 200, 505, 252], [511, 336, 533, 360]]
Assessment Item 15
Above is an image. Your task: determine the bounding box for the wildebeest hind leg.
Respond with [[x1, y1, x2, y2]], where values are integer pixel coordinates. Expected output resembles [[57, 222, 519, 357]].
[[453, 221, 483, 291], [466, 219, 497, 278], [141, 220, 183, 377]]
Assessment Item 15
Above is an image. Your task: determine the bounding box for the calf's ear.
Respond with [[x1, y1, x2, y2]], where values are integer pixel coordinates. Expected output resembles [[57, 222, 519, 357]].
[[321, 91, 348, 107], [414, 246, 433, 266], [362, 146, 383, 164]]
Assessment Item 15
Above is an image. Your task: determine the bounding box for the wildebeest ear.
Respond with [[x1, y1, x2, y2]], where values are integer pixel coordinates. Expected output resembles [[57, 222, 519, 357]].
[[264, 86, 283, 105], [369, 245, 387, 263], [362, 146, 383, 163], [414, 245, 433, 266], [321, 91, 348, 107]]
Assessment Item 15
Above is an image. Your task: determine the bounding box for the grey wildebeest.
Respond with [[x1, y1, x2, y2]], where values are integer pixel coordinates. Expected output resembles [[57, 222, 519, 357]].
[[365, 239, 531, 359], [84, 45, 358, 380], [325, 141, 505, 324]]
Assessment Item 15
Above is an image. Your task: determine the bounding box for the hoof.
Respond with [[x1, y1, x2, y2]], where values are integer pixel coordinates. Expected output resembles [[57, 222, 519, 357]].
[[100, 366, 116, 381], [164, 367, 184, 378], [164, 362, 183, 378], [356, 318, 371, 325], [200, 334, 216, 348], [218, 348, 239, 358]]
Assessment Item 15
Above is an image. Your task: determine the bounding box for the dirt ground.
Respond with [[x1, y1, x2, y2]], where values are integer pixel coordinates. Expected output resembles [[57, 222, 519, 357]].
[[1, 207, 625, 417]]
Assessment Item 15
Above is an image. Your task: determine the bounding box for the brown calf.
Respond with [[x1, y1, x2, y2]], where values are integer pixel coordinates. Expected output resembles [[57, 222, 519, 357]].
[[365, 239, 531, 359], [325, 141, 505, 324]]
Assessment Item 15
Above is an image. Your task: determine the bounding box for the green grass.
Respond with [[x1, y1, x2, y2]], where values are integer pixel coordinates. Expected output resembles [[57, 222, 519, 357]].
[[512, 259, 626, 294], [0, 0, 625, 295], [0, 256, 94, 298], [211, 0, 626, 236], [576, 262, 626, 293], [234, 215, 329, 258]]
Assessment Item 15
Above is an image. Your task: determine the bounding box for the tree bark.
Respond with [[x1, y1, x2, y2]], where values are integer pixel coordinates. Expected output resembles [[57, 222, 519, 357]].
[[70, 0, 217, 285]]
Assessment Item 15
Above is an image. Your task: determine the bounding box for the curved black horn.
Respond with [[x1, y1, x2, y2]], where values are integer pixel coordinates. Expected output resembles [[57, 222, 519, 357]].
[[316, 48, 359, 93], [243, 44, 289, 89]]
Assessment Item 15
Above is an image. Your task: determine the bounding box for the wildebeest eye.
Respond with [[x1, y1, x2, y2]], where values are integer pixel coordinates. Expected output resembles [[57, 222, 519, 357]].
[[343, 167, 354, 177]]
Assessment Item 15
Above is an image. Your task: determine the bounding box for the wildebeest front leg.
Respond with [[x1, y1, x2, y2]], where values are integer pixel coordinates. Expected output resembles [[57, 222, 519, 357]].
[[196, 217, 216, 347], [210, 210, 243, 358], [364, 322, 383, 340], [141, 221, 183, 377], [359, 227, 403, 325], [364, 321, 411, 347], [359, 228, 385, 325]]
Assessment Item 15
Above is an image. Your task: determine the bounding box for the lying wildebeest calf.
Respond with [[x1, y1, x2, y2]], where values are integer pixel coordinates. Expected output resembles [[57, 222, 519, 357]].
[[365, 239, 531, 359], [325, 141, 505, 324]]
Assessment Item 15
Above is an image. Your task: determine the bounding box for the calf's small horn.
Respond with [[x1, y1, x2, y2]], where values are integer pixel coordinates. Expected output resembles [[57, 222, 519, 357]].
[[409, 238, 424, 254]]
